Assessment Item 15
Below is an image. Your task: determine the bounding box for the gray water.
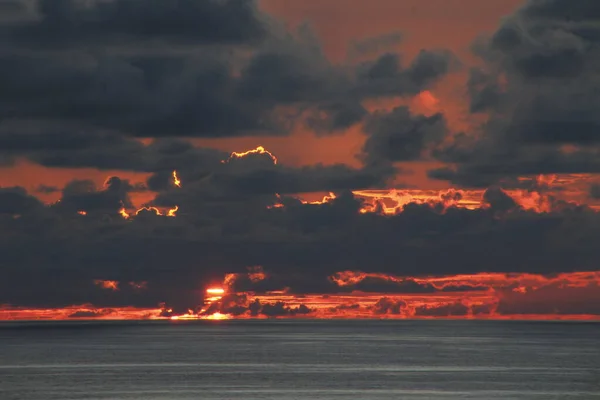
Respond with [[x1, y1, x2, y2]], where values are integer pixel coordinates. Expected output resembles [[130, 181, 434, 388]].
[[1, 320, 599, 399]]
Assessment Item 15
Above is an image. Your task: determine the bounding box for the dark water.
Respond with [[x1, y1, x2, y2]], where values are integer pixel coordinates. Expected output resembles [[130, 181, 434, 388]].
[[1, 320, 599, 399]]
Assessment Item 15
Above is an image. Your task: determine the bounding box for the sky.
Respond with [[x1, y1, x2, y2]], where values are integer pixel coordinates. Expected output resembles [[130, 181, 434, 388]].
[[1, 0, 600, 320]]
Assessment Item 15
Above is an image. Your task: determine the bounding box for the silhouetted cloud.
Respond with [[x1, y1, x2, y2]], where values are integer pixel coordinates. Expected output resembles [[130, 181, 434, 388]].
[[363, 106, 447, 164], [354, 50, 458, 98], [1, 185, 599, 309], [591, 184, 600, 199], [0, 1, 455, 143], [0, 187, 42, 214], [8, 0, 266, 47], [431, 0, 600, 187]]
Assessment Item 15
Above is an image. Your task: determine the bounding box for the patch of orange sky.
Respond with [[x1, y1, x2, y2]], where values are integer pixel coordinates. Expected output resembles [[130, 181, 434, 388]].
[[260, 0, 523, 63]]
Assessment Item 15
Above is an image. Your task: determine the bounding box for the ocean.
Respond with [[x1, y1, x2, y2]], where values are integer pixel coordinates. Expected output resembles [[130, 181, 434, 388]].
[[1, 320, 599, 399]]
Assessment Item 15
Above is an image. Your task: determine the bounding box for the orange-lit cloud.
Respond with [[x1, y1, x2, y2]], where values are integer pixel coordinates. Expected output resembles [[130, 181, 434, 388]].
[[172, 170, 181, 188], [208, 270, 600, 320], [118, 207, 130, 219], [222, 146, 278, 165], [211, 146, 599, 214], [0, 305, 162, 321], [133, 205, 179, 217], [4, 269, 599, 321], [5, 270, 598, 321], [93, 280, 119, 291]]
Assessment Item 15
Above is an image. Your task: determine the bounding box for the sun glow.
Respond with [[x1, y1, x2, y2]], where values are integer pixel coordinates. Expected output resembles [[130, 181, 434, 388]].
[[201, 312, 230, 320], [170, 313, 197, 321], [206, 287, 225, 295]]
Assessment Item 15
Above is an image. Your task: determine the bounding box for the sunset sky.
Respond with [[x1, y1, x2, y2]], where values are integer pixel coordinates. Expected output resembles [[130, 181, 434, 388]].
[[1, 0, 600, 320]]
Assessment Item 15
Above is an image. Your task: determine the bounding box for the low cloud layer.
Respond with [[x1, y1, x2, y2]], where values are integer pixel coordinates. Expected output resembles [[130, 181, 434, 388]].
[[2, 179, 599, 310]]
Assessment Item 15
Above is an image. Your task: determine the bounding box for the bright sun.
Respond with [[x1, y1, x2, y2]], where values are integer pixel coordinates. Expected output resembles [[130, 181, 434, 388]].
[[206, 287, 225, 295]]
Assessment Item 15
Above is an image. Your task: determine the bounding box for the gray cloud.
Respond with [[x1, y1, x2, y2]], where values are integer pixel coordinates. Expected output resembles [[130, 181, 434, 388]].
[[0, 186, 42, 214], [431, 0, 600, 187], [353, 50, 458, 98], [54, 176, 134, 214], [590, 184, 600, 199], [1, 185, 599, 309], [0, 0, 25, 13], [0, 1, 455, 141], [363, 106, 447, 164], [8, 0, 266, 47], [0, 130, 227, 172]]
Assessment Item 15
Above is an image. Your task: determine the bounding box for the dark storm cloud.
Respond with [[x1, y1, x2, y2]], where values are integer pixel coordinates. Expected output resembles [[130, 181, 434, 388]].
[[54, 176, 134, 214], [0, 129, 228, 172], [304, 100, 368, 132], [0, 0, 270, 138], [236, 52, 324, 105], [430, 134, 600, 188], [362, 106, 447, 164], [354, 50, 458, 98], [466, 67, 504, 113], [590, 184, 600, 199], [482, 186, 518, 213], [431, 0, 600, 187], [8, 0, 265, 46], [206, 162, 394, 196], [0, 49, 452, 140], [520, 0, 600, 21], [0, 0, 456, 141], [0, 187, 42, 214], [0, 129, 149, 170], [227, 271, 487, 295], [2, 185, 600, 309], [0, 54, 267, 138], [0, 0, 25, 13]]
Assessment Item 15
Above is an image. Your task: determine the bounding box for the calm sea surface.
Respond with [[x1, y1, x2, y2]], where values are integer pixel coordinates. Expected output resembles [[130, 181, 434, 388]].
[[1, 320, 599, 399]]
